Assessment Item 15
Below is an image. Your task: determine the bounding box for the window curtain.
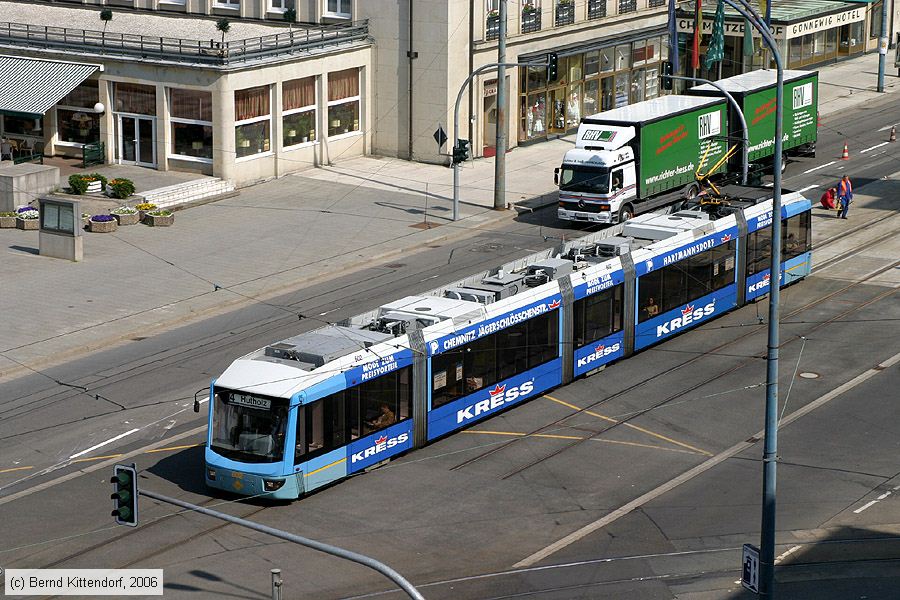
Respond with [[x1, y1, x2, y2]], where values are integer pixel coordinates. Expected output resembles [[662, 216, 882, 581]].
[[283, 77, 315, 111], [171, 89, 212, 122], [234, 86, 270, 121], [328, 69, 359, 102], [114, 83, 156, 115]]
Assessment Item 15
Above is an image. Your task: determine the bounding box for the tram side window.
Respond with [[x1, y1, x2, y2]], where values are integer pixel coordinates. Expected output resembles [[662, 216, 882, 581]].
[[638, 269, 663, 323], [662, 264, 687, 313], [782, 212, 810, 260], [301, 391, 346, 461], [746, 226, 772, 276], [711, 240, 736, 290], [574, 284, 623, 347], [526, 310, 559, 368], [497, 322, 528, 381], [432, 348, 464, 409], [464, 334, 497, 394]]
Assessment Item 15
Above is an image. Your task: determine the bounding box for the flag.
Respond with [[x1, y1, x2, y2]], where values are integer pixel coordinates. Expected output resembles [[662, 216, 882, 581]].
[[743, 17, 754, 56], [691, 0, 703, 70], [668, 0, 680, 73], [704, 0, 725, 69]]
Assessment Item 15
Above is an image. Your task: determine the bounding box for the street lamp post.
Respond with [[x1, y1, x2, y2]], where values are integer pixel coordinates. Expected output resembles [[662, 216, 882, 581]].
[[720, 0, 783, 597]]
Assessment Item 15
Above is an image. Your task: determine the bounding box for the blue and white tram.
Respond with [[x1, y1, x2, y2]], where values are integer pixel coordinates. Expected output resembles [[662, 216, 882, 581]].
[[205, 192, 812, 499]]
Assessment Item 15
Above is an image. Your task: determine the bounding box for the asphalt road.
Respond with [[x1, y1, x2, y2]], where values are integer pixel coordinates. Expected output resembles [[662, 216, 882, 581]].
[[2, 91, 899, 600]]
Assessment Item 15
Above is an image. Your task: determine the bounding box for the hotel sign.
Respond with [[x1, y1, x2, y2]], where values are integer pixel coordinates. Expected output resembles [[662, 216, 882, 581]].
[[677, 7, 864, 41]]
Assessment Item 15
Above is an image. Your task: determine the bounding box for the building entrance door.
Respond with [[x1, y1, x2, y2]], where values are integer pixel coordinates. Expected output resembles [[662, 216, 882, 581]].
[[118, 115, 156, 167]]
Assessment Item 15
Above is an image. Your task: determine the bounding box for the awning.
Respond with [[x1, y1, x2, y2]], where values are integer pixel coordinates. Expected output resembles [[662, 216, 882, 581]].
[[0, 56, 102, 118]]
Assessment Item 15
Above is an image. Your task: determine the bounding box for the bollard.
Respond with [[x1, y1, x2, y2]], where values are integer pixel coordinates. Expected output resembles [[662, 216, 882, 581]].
[[271, 569, 282, 600]]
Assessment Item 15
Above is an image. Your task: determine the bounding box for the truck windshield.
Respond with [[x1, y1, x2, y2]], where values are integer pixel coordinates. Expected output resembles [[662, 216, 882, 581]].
[[211, 389, 287, 463], [559, 166, 610, 194]]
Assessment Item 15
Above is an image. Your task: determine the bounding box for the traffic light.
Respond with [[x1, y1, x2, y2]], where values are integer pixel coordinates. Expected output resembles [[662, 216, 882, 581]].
[[661, 61, 673, 91], [547, 52, 558, 82], [111, 464, 138, 527], [453, 138, 470, 164]]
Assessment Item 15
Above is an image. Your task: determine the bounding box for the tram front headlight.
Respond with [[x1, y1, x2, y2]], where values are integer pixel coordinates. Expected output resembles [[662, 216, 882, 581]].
[[207, 467, 217, 481], [263, 479, 285, 492]]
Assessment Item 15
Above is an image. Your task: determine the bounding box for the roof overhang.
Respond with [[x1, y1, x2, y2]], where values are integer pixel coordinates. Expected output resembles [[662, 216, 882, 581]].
[[0, 56, 102, 118]]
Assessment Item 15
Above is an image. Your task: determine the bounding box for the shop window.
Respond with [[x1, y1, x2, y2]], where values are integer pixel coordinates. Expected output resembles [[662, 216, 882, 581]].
[[615, 44, 631, 70], [3, 115, 43, 138], [328, 68, 360, 137], [614, 72, 629, 107], [631, 69, 645, 103], [583, 79, 599, 116], [584, 50, 600, 77], [325, 0, 351, 17], [234, 85, 271, 159], [523, 92, 547, 139], [170, 89, 212, 160], [114, 82, 156, 116], [645, 67, 659, 99], [601, 76, 615, 111], [600, 47, 615, 73], [283, 76, 316, 147], [57, 81, 100, 145], [566, 83, 582, 128]]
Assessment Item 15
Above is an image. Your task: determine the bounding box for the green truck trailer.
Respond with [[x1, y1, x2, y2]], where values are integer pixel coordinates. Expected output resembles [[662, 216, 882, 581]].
[[689, 70, 818, 173], [556, 95, 730, 225]]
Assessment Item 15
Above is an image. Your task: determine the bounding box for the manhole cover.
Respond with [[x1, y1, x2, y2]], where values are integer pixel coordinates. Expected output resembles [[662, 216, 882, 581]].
[[799, 372, 820, 379], [409, 222, 441, 230]]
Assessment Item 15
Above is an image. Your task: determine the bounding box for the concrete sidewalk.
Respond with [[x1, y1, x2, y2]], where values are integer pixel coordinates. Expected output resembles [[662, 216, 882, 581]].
[[2, 52, 898, 380]]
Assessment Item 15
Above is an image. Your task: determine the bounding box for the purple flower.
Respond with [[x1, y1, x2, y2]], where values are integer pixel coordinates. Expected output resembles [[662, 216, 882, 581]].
[[91, 214, 116, 222], [16, 206, 35, 213]]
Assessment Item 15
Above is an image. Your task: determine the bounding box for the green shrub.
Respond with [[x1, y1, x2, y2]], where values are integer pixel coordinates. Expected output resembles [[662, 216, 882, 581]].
[[68, 174, 89, 195], [108, 178, 135, 199], [88, 172, 108, 190]]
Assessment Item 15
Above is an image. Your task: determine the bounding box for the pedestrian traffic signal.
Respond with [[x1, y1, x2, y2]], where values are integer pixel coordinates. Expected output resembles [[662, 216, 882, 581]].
[[661, 61, 673, 91], [453, 139, 470, 164], [547, 52, 558, 81], [111, 464, 138, 527]]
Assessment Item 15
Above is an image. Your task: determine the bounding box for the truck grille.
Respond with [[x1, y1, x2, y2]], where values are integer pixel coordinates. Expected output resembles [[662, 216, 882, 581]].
[[560, 200, 606, 213]]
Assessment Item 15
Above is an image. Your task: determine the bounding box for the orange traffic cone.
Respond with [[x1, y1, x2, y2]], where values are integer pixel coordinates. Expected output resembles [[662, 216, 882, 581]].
[[841, 142, 849, 160], [817, 112, 822, 128], [890, 126, 896, 142]]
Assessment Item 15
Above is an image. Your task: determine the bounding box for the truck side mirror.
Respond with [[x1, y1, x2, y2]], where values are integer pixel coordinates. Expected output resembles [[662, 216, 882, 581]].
[[554, 167, 559, 185]]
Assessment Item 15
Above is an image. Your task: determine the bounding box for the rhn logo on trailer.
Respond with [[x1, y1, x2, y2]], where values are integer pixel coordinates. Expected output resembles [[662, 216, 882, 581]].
[[698, 111, 721, 139], [203, 190, 813, 500]]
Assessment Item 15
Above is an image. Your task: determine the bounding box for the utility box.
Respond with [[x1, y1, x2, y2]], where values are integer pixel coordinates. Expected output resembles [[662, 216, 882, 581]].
[[39, 197, 82, 262]]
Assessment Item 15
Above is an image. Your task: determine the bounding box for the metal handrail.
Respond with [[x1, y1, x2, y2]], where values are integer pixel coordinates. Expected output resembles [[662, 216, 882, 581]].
[[0, 20, 370, 67]]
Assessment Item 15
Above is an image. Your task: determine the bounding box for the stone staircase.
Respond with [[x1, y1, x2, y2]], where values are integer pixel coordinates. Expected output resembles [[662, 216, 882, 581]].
[[140, 177, 235, 209]]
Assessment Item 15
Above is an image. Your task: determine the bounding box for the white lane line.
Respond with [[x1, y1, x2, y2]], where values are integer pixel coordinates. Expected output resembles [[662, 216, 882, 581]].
[[764, 183, 774, 187], [68, 428, 140, 460], [854, 500, 878, 514], [513, 349, 900, 568], [804, 160, 836, 174], [796, 185, 819, 194], [775, 545, 802, 564], [860, 142, 889, 154], [877, 491, 892, 500], [877, 124, 898, 131]]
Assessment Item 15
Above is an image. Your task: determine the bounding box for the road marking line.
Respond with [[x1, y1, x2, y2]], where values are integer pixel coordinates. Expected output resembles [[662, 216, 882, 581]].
[[775, 545, 802, 564], [68, 428, 140, 460], [860, 142, 889, 154], [803, 160, 836, 174], [877, 492, 892, 500], [0, 466, 34, 474], [854, 500, 878, 514], [587, 438, 700, 455], [462, 430, 701, 454], [145, 443, 204, 453], [513, 350, 900, 568], [877, 123, 898, 131], [545, 395, 712, 456], [796, 185, 819, 193], [70, 454, 123, 464]]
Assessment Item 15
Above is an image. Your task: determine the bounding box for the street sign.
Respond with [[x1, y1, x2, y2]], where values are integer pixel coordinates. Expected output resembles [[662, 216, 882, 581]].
[[433, 124, 448, 148], [741, 543, 759, 594]]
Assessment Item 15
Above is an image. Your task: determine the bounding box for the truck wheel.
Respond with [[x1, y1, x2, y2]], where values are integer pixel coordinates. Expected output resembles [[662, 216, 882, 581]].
[[618, 204, 634, 223]]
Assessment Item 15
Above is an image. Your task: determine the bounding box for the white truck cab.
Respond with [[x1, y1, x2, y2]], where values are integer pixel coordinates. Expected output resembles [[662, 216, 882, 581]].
[[556, 124, 639, 224]]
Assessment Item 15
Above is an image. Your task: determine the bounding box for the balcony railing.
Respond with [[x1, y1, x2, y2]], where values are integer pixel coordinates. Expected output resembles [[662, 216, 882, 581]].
[[486, 14, 500, 40], [0, 20, 370, 68], [588, 0, 607, 20], [521, 9, 542, 33], [555, 3, 574, 26], [618, 0, 637, 14]]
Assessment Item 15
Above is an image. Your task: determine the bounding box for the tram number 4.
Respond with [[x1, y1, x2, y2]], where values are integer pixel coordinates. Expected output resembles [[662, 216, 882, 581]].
[[741, 543, 759, 594]]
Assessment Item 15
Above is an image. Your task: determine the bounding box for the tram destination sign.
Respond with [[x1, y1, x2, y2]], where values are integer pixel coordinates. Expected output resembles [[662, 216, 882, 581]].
[[229, 393, 272, 410]]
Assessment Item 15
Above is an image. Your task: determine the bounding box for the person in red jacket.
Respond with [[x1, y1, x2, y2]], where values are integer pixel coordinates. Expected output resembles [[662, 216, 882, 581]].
[[819, 187, 837, 210]]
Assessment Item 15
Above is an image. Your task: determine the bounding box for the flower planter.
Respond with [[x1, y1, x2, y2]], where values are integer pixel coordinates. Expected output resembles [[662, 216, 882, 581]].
[[86, 180, 102, 194], [0, 215, 16, 228], [88, 219, 118, 233], [16, 218, 38, 230], [144, 213, 174, 227], [112, 212, 140, 226]]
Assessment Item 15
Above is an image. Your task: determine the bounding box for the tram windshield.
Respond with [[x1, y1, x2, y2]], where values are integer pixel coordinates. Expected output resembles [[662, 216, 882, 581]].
[[211, 389, 287, 463], [559, 165, 610, 194]]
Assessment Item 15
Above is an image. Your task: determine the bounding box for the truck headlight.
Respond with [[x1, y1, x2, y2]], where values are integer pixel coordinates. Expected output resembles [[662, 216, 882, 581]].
[[599, 204, 610, 211]]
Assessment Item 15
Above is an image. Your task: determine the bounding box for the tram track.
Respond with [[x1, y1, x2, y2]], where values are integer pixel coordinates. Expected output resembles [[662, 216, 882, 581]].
[[451, 233, 900, 477]]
